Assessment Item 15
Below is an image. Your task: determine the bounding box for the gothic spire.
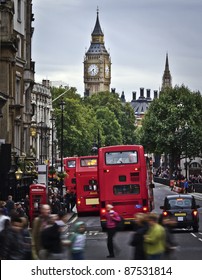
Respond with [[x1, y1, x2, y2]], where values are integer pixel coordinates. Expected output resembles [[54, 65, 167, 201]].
[[161, 53, 172, 90], [92, 7, 104, 37]]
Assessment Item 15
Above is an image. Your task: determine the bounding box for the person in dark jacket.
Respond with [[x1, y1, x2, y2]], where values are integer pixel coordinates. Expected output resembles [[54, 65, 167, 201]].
[[1, 213, 25, 260], [40, 211, 67, 259], [129, 213, 148, 260], [5, 195, 15, 216]]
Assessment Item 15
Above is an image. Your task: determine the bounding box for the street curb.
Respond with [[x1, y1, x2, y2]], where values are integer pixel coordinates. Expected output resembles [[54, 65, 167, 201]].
[[67, 212, 77, 223]]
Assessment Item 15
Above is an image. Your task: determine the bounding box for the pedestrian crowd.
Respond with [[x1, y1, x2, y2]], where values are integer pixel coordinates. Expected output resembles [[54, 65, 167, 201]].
[[129, 212, 178, 260], [0, 191, 79, 260], [0, 195, 177, 260]]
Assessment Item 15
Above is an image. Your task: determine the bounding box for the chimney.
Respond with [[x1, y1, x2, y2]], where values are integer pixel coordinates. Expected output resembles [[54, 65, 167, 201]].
[[146, 89, 151, 99], [140, 88, 144, 98], [42, 79, 50, 88], [154, 90, 158, 99], [132, 91, 136, 101]]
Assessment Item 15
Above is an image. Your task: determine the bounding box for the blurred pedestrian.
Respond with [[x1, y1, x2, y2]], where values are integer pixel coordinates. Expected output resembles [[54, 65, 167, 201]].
[[50, 194, 61, 214], [64, 190, 71, 213], [24, 194, 30, 218], [31, 204, 51, 259], [160, 216, 178, 259], [105, 204, 121, 258], [20, 216, 32, 260], [5, 195, 15, 216], [40, 211, 68, 260], [184, 179, 189, 193], [144, 213, 166, 260], [0, 201, 8, 216], [70, 192, 76, 212], [16, 202, 26, 217], [68, 221, 86, 260], [129, 213, 148, 260], [0, 208, 10, 233], [1, 213, 25, 259]]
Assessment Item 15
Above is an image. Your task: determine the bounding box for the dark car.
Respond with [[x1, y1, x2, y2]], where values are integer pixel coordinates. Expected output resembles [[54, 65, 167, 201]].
[[160, 194, 200, 232]]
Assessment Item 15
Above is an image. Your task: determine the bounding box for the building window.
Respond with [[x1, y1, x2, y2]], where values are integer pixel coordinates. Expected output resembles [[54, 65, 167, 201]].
[[14, 124, 21, 155], [17, 0, 22, 22], [16, 36, 21, 58], [15, 77, 21, 104]]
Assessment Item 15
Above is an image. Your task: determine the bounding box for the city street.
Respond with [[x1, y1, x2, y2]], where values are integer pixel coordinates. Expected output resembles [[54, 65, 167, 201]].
[[68, 183, 202, 260]]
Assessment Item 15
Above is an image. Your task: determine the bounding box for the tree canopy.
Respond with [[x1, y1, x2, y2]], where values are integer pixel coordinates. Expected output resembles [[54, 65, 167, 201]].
[[51, 88, 137, 156], [140, 85, 202, 172]]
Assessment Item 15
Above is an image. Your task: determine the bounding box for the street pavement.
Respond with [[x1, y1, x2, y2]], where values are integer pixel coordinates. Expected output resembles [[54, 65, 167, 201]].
[[192, 192, 202, 201]]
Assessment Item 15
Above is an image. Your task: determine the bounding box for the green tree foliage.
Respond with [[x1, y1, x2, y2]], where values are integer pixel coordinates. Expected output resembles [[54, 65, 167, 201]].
[[84, 91, 137, 145], [140, 85, 202, 172], [51, 88, 137, 156]]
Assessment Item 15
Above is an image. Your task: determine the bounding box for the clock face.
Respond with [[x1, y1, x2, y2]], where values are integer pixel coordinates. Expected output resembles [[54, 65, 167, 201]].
[[105, 65, 110, 76], [88, 64, 99, 76]]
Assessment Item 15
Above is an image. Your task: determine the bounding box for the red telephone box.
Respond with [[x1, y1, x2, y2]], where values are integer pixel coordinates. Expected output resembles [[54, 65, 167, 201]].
[[29, 184, 47, 226]]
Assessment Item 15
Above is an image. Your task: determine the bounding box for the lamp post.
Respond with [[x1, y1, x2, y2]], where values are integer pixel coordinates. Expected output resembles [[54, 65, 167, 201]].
[[91, 129, 101, 155], [184, 122, 189, 179], [50, 114, 56, 183], [59, 98, 65, 194], [59, 98, 65, 173], [39, 121, 44, 164]]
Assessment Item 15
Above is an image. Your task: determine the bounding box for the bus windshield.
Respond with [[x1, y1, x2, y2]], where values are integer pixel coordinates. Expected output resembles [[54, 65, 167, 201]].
[[105, 151, 138, 164], [113, 184, 140, 195]]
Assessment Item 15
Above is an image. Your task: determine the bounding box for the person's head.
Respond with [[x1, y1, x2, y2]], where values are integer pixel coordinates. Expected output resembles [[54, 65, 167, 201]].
[[16, 203, 22, 210], [147, 213, 159, 226], [0, 201, 6, 208], [74, 221, 86, 234], [106, 204, 114, 212], [10, 214, 23, 231], [134, 212, 147, 226], [129, 153, 136, 163], [8, 195, 13, 201], [40, 204, 51, 217]]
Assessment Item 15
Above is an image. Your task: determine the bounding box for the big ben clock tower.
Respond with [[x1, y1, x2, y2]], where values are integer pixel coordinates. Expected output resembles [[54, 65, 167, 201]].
[[84, 8, 111, 96]]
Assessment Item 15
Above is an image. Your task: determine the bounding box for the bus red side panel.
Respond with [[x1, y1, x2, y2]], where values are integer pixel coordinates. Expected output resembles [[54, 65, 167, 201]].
[[98, 145, 151, 227]]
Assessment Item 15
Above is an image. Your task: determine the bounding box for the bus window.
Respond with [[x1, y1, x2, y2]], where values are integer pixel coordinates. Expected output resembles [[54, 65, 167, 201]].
[[80, 158, 97, 167], [113, 184, 140, 195], [68, 160, 76, 168], [106, 151, 138, 165]]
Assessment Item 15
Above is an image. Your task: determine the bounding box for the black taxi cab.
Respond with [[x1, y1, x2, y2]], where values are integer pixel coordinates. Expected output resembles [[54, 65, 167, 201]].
[[160, 194, 200, 232]]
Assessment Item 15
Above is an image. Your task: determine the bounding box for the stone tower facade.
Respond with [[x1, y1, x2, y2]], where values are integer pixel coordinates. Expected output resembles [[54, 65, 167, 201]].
[[84, 9, 111, 96]]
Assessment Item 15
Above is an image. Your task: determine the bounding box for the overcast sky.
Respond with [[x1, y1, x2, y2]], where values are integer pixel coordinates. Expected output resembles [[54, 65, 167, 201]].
[[32, 0, 202, 102]]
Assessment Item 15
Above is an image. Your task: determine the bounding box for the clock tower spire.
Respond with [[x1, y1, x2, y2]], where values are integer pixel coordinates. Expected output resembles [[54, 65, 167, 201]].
[[84, 8, 111, 96]]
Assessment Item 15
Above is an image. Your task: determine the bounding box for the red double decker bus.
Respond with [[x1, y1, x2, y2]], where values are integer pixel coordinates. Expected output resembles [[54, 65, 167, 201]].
[[76, 155, 99, 214], [98, 145, 154, 229], [63, 157, 77, 193]]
